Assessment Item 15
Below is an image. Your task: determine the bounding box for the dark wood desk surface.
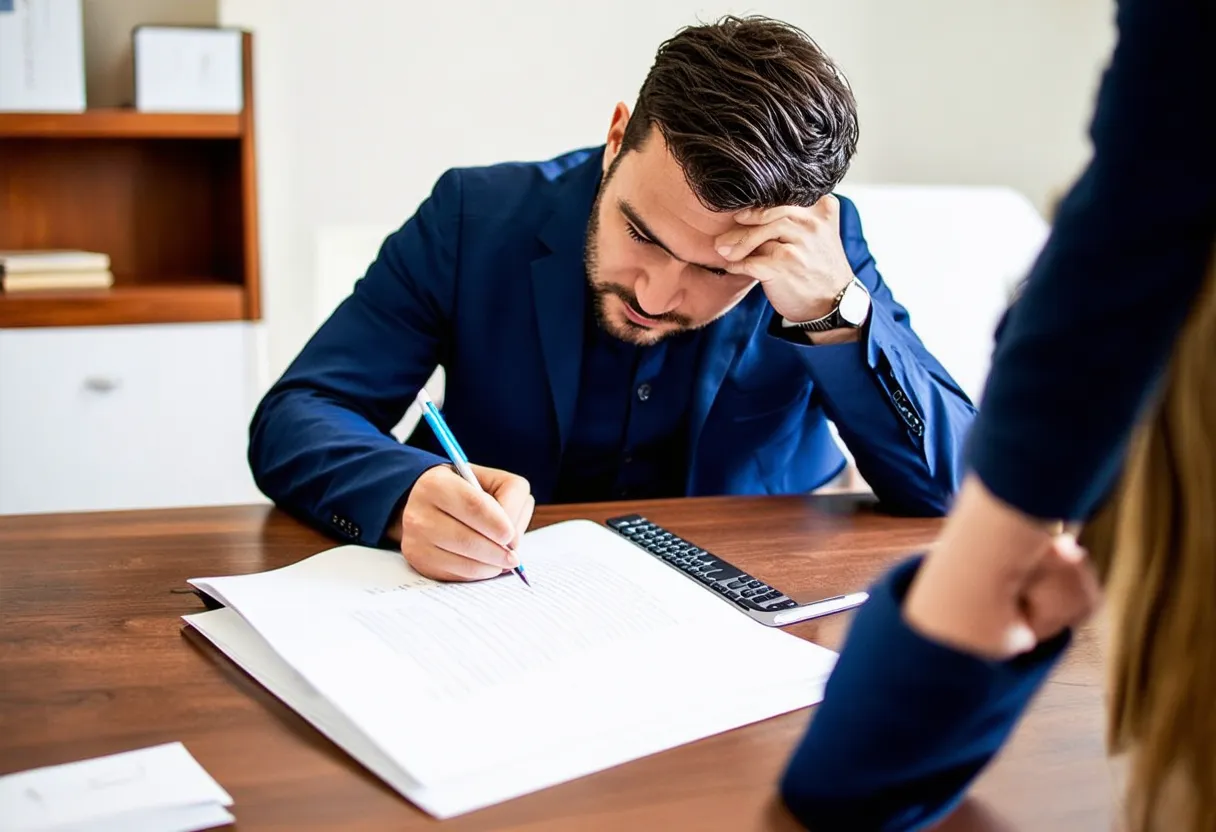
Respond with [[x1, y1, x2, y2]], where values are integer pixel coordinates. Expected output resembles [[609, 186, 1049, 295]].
[[0, 496, 1115, 831]]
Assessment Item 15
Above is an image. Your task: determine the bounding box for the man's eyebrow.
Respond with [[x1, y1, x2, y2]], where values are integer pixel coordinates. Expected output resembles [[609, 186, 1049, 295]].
[[617, 199, 728, 275]]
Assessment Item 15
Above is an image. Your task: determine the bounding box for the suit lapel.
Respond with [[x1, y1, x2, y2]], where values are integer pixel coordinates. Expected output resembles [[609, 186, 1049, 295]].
[[530, 153, 602, 452], [685, 287, 770, 488]]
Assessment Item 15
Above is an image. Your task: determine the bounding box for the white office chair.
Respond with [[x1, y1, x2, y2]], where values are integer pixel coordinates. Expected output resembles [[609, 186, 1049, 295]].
[[820, 183, 1049, 492]]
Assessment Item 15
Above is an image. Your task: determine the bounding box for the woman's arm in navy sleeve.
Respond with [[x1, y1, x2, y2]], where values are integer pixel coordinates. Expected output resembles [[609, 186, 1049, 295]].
[[781, 557, 1068, 831]]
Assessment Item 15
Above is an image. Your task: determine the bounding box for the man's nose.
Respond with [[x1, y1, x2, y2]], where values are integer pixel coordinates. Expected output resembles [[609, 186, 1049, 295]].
[[634, 263, 684, 316]]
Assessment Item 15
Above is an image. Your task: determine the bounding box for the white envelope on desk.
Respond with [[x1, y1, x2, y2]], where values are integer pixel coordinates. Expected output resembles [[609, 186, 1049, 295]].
[[183, 519, 836, 818], [0, 742, 233, 832]]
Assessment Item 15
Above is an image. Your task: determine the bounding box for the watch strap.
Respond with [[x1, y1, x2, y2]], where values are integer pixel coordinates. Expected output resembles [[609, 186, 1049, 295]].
[[780, 279, 859, 332]]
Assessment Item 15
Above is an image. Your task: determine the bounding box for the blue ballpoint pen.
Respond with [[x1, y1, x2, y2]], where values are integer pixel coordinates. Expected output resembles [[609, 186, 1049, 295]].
[[414, 388, 531, 587]]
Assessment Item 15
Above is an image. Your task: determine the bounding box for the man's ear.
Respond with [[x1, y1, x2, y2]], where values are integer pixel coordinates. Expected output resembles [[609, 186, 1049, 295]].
[[603, 101, 631, 173]]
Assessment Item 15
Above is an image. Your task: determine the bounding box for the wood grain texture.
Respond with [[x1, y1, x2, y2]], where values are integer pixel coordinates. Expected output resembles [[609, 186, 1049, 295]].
[[239, 32, 263, 321], [0, 110, 243, 140], [0, 497, 1116, 830], [0, 284, 245, 328], [0, 138, 244, 283]]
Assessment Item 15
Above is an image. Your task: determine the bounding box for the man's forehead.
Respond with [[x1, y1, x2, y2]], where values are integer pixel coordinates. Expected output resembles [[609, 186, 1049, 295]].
[[615, 140, 739, 238]]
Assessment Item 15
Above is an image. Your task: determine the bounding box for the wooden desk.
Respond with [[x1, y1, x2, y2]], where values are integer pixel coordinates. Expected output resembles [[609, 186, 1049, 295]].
[[0, 496, 1115, 830]]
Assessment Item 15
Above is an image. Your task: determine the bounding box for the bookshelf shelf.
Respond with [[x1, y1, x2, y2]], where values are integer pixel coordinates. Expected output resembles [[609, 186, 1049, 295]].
[[0, 109, 243, 140], [0, 284, 245, 328], [0, 32, 260, 329]]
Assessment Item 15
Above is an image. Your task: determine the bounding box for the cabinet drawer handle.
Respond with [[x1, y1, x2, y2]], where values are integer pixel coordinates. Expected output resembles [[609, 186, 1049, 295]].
[[83, 376, 121, 393]]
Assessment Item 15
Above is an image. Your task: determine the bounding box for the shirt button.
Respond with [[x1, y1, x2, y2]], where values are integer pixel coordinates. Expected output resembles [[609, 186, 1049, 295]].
[[637, 383, 652, 402], [623, 455, 634, 464]]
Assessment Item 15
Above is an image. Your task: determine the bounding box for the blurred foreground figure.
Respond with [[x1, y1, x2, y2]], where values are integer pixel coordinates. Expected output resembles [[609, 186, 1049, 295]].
[[779, 0, 1216, 828]]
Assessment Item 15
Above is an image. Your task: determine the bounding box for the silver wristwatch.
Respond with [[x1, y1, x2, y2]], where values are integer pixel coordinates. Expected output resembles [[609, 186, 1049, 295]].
[[781, 278, 871, 333]]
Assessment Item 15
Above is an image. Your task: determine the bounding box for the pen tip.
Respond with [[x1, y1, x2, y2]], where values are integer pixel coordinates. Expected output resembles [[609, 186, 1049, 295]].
[[516, 567, 531, 587]]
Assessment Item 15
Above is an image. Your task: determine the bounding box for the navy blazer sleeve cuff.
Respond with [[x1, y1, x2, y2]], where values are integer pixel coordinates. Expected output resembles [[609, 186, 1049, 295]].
[[780, 556, 1069, 831], [767, 304, 973, 516]]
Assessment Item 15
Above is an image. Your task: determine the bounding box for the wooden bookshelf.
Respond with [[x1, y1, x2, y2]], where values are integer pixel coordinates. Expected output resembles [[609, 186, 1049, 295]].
[[0, 32, 261, 328]]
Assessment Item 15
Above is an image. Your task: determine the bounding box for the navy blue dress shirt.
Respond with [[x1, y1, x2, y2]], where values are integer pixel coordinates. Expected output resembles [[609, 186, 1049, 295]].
[[553, 300, 702, 503]]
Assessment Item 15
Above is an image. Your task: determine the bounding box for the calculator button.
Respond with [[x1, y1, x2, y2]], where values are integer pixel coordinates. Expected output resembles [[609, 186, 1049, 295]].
[[704, 565, 743, 582], [747, 580, 763, 589], [768, 599, 798, 610], [741, 589, 758, 598], [726, 578, 749, 589], [607, 515, 642, 528], [726, 591, 743, 602]]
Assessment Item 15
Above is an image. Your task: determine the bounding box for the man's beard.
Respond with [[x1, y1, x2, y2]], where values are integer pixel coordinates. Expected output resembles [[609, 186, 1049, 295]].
[[583, 166, 695, 346]]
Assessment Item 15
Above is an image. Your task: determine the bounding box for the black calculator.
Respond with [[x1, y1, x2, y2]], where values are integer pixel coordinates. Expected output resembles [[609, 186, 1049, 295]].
[[605, 514, 868, 627]]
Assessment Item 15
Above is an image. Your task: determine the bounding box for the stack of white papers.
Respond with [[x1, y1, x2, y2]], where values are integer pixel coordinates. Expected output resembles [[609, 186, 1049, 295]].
[[0, 742, 233, 832], [183, 519, 837, 818]]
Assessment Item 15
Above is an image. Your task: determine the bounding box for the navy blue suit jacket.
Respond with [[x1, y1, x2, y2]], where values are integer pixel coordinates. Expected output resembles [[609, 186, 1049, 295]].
[[249, 146, 975, 547], [782, 0, 1216, 828]]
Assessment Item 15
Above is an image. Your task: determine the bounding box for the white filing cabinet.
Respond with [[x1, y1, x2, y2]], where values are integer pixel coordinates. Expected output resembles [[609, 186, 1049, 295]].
[[0, 322, 266, 515]]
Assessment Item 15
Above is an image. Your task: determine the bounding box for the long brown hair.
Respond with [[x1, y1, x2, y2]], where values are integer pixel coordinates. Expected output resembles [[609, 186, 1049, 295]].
[[1081, 250, 1216, 830]]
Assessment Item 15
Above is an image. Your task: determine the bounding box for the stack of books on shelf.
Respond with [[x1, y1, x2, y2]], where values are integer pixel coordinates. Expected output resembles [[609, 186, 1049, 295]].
[[0, 250, 114, 293]]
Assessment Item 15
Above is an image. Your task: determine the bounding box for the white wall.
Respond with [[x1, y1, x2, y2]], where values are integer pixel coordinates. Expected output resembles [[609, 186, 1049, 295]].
[[218, 0, 1116, 382]]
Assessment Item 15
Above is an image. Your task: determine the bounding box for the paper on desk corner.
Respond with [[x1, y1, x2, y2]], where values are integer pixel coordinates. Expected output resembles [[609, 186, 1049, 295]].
[[0, 742, 232, 832]]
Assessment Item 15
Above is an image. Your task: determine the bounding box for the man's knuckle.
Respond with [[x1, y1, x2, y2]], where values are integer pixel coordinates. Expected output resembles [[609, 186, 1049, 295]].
[[458, 489, 484, 518], [400, 509, 425, 539]]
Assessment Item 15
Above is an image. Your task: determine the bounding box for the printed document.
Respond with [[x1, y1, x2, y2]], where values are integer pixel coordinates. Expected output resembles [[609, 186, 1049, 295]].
[[184, 519, 837, 818]]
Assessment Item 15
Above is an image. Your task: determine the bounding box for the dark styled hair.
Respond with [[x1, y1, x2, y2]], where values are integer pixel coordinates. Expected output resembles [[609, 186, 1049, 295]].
[[620, 15, 859, 211]]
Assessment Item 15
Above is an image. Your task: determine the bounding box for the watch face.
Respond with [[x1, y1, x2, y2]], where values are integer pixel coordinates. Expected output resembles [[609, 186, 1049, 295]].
[[838, 281, 871, 326]]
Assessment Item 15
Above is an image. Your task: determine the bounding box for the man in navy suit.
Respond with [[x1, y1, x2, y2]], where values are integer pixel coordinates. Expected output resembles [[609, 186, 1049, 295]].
[[249, 16, 975, 582]]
